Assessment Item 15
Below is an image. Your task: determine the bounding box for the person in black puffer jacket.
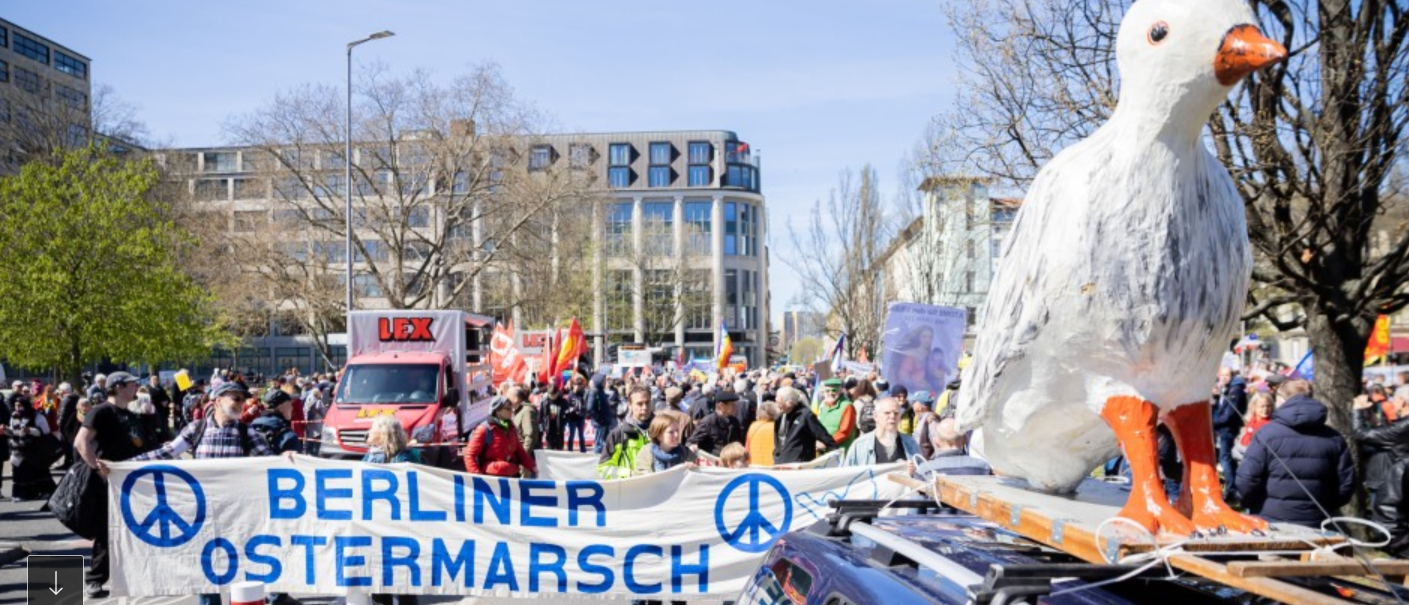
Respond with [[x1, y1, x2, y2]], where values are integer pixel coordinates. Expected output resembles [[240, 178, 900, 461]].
[[1353, 393, 1409, 536], [1235, 380, 1355, 528]]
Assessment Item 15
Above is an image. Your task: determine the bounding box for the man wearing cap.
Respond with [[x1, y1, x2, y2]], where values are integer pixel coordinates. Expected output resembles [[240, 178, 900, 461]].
[[74, 371, 143, 598], [122, 381, 288, 605], [690, 391, 744, 457], [815, 378, 858, 449]]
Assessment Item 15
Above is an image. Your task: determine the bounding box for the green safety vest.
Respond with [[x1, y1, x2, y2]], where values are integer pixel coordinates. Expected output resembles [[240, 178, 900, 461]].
[[597, 432, 650, 479], [817, 399, 856, 448]]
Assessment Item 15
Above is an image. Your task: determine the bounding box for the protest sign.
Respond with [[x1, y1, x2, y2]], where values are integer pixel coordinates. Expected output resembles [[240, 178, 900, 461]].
[[617, 348, 651, 369], [881, 302, 966, 394], [109, 456, 903, 598]]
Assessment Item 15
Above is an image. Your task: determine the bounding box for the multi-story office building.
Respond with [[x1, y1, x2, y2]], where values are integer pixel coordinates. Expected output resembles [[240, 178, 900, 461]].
[[0, 16, 92, 169], [876, 177, 1019, 344], [539, 131, 769, 367], [164, 129, 770, 375]]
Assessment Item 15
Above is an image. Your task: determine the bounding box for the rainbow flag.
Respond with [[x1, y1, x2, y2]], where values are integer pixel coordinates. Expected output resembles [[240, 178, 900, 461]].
[[715, 320, 733, 371]]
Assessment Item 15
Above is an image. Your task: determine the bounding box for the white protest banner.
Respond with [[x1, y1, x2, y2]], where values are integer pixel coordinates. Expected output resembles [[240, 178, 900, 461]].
[[534, 450, 601, 481], [109, 455, 903, 598], [881, 302, 967, 394], [617, 348, 652, 368]]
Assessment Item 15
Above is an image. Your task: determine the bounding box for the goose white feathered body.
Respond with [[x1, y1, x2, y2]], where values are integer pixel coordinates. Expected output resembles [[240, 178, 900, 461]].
[[956, 116, 1251, 493]]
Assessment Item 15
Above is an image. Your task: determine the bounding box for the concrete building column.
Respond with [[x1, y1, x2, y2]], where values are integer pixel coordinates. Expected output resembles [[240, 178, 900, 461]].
[[632, 196, 645, 344], [674, 195, 686, 353], [712, 195, 725, 355], [758, 202, 769, 368]]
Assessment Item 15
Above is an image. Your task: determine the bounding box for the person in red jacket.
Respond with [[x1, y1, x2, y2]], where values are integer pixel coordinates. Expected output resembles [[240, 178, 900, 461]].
[[464, 397, 537, 478]]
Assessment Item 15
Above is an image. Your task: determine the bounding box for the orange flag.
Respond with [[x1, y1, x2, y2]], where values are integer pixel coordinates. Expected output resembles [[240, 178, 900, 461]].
[[490, 321, 529, 386], [556, 318, 586, 382], [1366, 314, 1392, 364]]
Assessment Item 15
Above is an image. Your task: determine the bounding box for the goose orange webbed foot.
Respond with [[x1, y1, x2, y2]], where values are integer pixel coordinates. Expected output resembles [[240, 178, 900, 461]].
[[1189, 493, 1268, 535]]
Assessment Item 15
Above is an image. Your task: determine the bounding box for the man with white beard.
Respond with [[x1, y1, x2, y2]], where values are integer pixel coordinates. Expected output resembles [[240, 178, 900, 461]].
[[842, 397, 918, 474], [117, 382, 291, 605]]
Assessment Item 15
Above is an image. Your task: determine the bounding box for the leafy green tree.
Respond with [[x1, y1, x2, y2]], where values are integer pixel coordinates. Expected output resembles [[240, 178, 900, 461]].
[[0, 144, 223, 384]]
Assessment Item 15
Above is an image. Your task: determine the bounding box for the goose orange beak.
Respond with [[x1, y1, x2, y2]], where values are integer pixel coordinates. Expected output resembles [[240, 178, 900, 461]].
[[1215, 24, 1287, 86]]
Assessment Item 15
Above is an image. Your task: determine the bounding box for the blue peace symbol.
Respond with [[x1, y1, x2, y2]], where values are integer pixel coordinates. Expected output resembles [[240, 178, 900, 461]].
[[715, 473, 792, 553], [120, 465, 207, 548]]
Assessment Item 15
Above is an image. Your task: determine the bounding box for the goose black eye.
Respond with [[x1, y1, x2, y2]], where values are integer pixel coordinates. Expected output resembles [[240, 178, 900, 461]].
[[1148, 21, 1169, 44]]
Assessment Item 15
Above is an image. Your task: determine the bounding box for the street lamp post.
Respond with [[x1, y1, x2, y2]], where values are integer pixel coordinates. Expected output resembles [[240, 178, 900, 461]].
[[345, 30, 395, 314]]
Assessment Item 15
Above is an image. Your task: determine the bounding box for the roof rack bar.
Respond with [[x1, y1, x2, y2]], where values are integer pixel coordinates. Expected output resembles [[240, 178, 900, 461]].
[[850, 522, 985, 588]]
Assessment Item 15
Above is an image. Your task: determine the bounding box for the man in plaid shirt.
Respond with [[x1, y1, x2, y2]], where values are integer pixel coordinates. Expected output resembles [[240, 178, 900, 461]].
[[106, 381, 297, 605], [127, 381, 275, 461]]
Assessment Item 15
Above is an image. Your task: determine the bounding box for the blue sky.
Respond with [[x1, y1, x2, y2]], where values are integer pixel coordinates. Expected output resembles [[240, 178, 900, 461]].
[[5, 1, 957, 322]]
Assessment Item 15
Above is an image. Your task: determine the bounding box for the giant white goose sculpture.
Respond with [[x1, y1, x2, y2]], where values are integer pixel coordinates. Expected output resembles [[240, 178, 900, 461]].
[[956, 0, 1286, 535]]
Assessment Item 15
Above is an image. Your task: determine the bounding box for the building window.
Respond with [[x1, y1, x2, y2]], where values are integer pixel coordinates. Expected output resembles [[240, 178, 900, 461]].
[[314, 241, 345, 263], [357, 240, 389, 263], [726, 164, 757, 191], [684, 200, 711, 256], [204, 151, 238, 172], [0, 60, 7, 83], [687, 165, 711, 187], [649, 142, 672, 165], [648, 166, 672, 188], [725, 269, 739, 326], [194, 179, 228, 201], [609, 143, 632, 167], [55, 84, 85, 109], [13, 33, 49, 64], [966, 198, 977, 229], [965, 271, 975, 293], [406, 205, 430, 228], [232, 210, 267, 233], [642, 200, 673, 254], [967, 239, 975, 259], [0, 26, 7, 48], [353, 274, 381, 298], [606, 270, 633, 331], [606, 202, 633, 257], [569, 143, 594, 169], [608, 167, 632, 188], [0, 98, 10, 123], [688, 141, 712, 165], [529, 144, 553, 171], [13, 66, 40, 93], [724, 202, 739, 255], [647, 142, 673, 187], [966, 306, 977, 328], [54, 52, 86, 79]]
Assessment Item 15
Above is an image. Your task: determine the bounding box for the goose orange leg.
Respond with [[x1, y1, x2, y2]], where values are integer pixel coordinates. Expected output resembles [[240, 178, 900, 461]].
[[1100, 396, 1195, 536], [1163, 401, 1268, 534]]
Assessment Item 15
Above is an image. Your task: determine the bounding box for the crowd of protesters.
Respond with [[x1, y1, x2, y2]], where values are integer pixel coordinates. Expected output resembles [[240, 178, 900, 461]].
[[9, 352, 1409, 598]]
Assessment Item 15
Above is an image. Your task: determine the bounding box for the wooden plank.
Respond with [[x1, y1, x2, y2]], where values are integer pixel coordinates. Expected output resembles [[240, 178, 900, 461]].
[[1228, 560, 1409, 579], [932, 475, 1342, 560], [887, 472, 931, 495], [1168, 555, 1355, 605]]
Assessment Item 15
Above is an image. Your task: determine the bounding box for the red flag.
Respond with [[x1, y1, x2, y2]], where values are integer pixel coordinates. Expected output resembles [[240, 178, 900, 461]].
[[490, 324, 527, 386]]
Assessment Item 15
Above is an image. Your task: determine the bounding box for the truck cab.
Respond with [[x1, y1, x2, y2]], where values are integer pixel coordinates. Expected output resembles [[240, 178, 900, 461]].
[[319, 310, 492, 459]]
